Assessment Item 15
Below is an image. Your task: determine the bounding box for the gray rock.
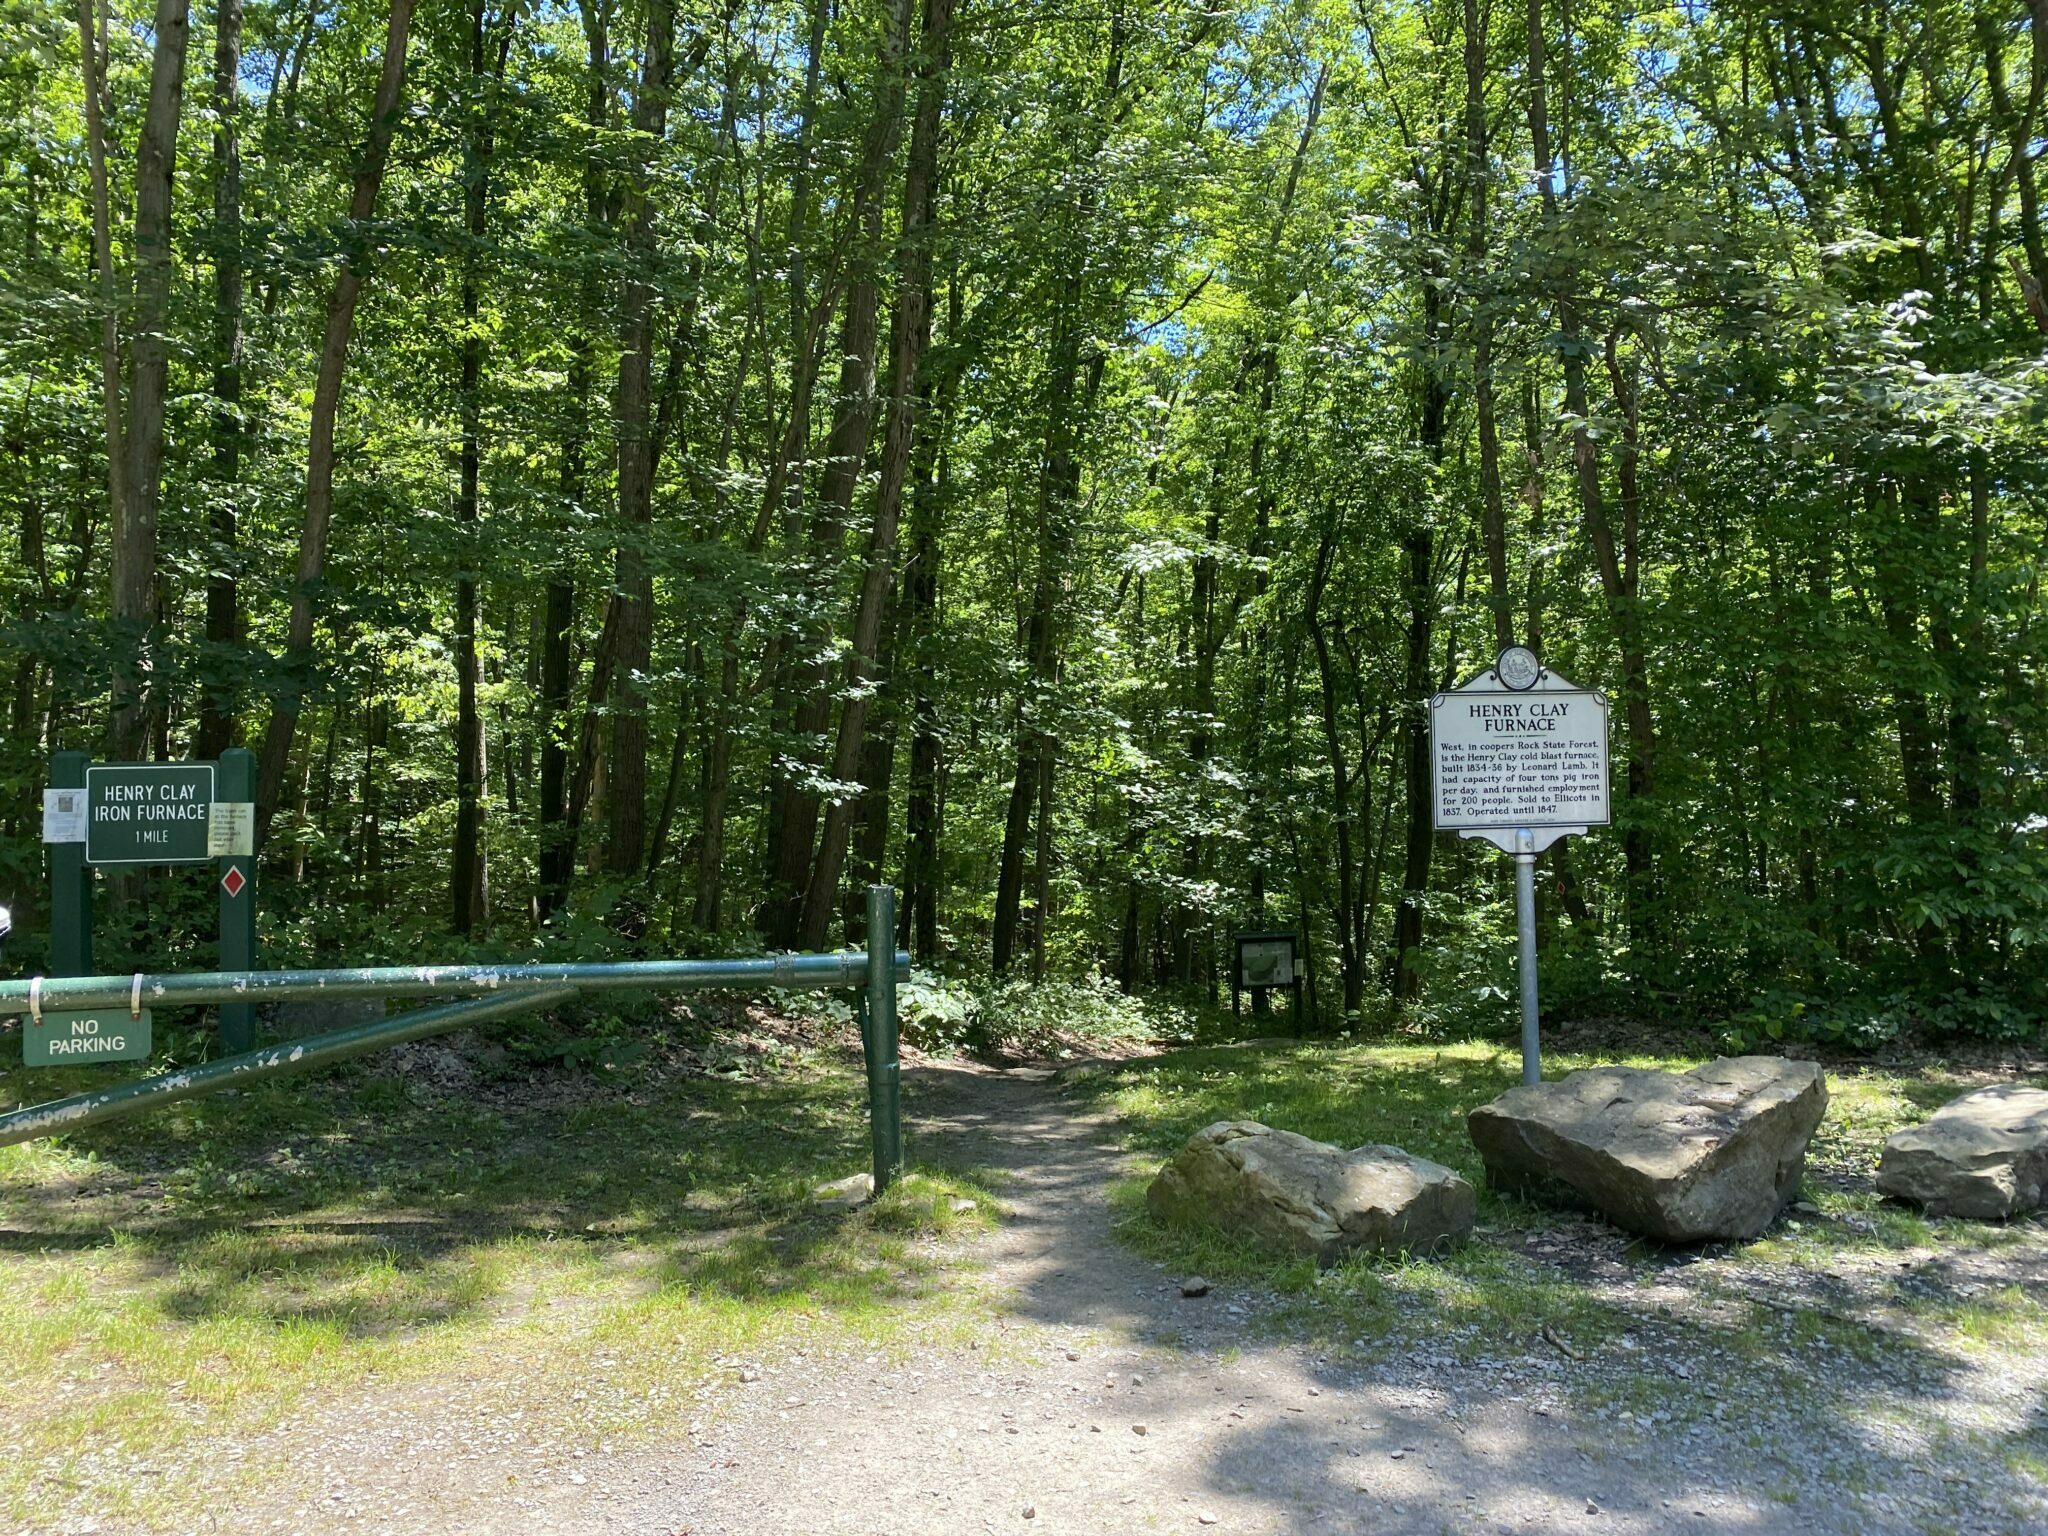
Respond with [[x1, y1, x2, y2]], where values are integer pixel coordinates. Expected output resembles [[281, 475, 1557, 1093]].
[[1466, 1057, 1827, 1243], [1145, 1121, 1475, 1265], [812, 1172, 874, 1210], [1876, 1084, 2048, 1219]]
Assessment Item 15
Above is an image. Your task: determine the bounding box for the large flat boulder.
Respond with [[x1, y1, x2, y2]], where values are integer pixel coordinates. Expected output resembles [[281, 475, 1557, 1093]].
[[1467, 1057, 1827, 1243], [1146, 1121, 1474, 1265], [1877, 1085, 2048, 1220]]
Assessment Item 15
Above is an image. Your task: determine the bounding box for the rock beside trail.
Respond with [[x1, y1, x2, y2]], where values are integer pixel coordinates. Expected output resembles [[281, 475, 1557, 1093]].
[[1145, 1121, 1474, 1265], [1877, 1084, 2048, 1219], [811, 1172, 874, 1210], [1466, 1057, 1827, 1243]]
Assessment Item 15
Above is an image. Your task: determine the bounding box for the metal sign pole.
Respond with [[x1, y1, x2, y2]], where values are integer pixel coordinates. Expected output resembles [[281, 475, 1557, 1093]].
[[864, 885, 904, 1194], [216, 747, 258, 1052], [1428, 646, 1611, 1088], [48, 751, 91, 978], [1514, 833, 1540, 1085]]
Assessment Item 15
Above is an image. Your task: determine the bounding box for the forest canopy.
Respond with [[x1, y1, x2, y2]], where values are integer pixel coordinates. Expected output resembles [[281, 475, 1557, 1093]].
[[1, 0, 2043, 1042]]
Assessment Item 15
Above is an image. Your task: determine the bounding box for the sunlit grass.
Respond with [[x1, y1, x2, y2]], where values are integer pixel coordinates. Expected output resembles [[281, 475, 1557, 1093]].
[[1074, 1037, 2048, 1411], [0, 1050, 995, 1530]]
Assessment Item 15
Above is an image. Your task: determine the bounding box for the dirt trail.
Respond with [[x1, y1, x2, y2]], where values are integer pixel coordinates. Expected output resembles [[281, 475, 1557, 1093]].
[[454, 1061, 2036, 1536], [188, 1062, 2044, 1536]]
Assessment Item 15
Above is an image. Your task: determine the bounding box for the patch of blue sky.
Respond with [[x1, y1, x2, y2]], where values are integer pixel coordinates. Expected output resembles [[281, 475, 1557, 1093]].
[[1137, 315, 1199, 359]]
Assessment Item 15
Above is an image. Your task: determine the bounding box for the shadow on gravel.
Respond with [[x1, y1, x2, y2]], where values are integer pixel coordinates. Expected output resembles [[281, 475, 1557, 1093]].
[[892, 1053, 2047, 1535], [0, 1049, 903, 1338]]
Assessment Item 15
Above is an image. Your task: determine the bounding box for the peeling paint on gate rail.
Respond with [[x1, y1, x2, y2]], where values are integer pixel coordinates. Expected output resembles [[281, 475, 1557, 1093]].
[[0, 952, 895, 1016], [0, 927, 913, 1191], [0, 989, 580, 1148]]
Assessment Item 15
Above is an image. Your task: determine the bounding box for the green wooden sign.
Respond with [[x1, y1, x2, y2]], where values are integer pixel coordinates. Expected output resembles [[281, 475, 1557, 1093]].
[[85, 763, 214, 866], [23, 1008, 153, 1065]]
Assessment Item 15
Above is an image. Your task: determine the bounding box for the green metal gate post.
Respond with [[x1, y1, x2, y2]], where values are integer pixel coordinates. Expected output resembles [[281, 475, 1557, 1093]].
[[215, 747, 257, 1052], [864, 885, 904, 1193], [48, 751, 90, 977]]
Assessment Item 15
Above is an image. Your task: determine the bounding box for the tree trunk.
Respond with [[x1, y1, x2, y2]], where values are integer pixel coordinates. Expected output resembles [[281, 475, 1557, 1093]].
[[796, 0, 947, 950], [1030, 731, 1056, 981], [1306, 524, 1363, 1018], [753, 0, 832, 919], [1465, 0, 1511, 651], [697, 0, 830, 935], [10, 411, 55, 754], [993, 11, 1128, 972], [645, 662, 695, 881], [898, 274, 958, 961], [76, 0, 124, 631], [691, 648, 738, 933], [1390, 521, 1433, 1001], [1392, 262, 1452, 1001], [538, 0, 612, 920], [767, 0, 918, 945], [538, 565, 577, 915], [994, 330, 1099, 975], [1177, 415, 1230, 982], [1878, 481, 1944, 825], [1602, 330, 1657, 935], [453, 1, 509, 935], [603, 0, 676, 888], [109, 0, 193, 760], [196, 0, 244, 760], [1526, 0, 1655, 952], [845, 605, 901, 939], [256, 0, 416, 832]]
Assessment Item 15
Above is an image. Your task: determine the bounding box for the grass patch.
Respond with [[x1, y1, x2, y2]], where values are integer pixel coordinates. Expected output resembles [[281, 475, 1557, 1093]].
[[0, 1041, 993, 1530], [1074, 1038, 2048, 1400], [1080, 1042, 1672, 1363]]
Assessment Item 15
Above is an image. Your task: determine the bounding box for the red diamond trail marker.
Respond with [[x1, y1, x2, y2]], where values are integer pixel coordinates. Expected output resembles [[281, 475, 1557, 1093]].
[[221, 866, 247, 899]]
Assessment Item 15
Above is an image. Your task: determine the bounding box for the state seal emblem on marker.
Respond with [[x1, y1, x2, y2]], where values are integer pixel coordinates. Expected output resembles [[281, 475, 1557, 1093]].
[[1495, 644, 1542, 691], [1426, 644, 1611, 1086]]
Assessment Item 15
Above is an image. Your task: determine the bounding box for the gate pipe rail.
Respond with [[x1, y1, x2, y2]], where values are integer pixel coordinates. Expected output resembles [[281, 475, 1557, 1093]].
[[0, 951, 907, 1016], [1, 891, 910, 1192], [0, 987, 577, 1149]]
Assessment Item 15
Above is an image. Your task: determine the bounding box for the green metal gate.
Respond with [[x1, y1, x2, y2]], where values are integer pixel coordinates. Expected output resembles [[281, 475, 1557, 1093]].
[[0, 887, 907, 1194]]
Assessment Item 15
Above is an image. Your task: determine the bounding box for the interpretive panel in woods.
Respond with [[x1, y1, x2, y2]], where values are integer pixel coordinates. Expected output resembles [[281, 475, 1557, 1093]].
[[84, 763, 216, 866], [1429, 672, 1610, 834], [1235, 935, 1297, 988]]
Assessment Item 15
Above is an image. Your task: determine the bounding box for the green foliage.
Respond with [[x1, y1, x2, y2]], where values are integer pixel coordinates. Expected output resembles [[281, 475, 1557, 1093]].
[[898, 969, 1192, 1059], [1717, 991, 1908, 1055], [0, 0, 2043, 1046], [895, 973, 983, 1054]]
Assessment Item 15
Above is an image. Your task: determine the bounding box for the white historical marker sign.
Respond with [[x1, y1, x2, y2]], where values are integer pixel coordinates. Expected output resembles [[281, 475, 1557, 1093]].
[[1427, 647, 1610, 1084], [1429, 658, 1609, 853]]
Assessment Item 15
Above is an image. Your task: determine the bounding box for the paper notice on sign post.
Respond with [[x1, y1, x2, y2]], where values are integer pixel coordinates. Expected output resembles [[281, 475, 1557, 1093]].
[[41, 789, 86, 844], [208, 801, 257, 858]]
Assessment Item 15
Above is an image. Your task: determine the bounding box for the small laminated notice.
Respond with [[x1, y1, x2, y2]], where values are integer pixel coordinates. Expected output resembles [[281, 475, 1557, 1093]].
[[42, 788, 86, 844], [208, 801, 257, 858]]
